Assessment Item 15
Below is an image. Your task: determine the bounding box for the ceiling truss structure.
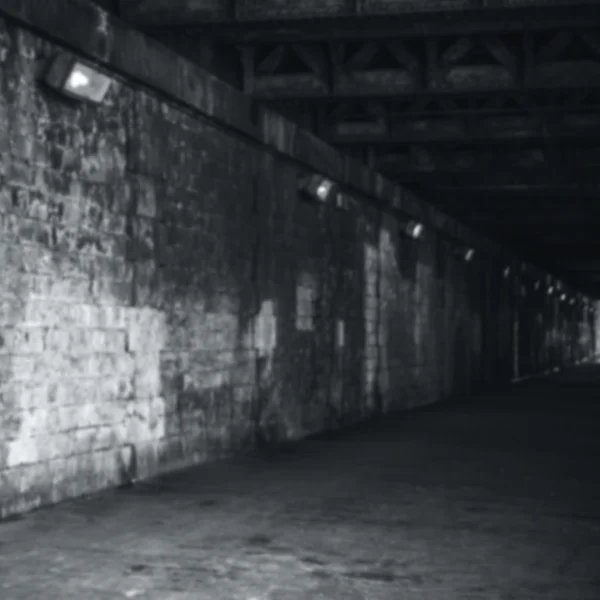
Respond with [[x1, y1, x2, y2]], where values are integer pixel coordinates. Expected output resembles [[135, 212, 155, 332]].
[[120, 0, 600, 296], [239, 31, 600, 101]]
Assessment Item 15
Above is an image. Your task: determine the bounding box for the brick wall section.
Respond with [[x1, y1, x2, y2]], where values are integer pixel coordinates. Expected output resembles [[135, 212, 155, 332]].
[[0, 24, 136, 510], [0, 8, 596, 518]]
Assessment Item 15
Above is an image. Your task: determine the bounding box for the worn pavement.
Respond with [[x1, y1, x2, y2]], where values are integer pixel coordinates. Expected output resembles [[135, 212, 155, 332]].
[[1, 366, 600, 599]]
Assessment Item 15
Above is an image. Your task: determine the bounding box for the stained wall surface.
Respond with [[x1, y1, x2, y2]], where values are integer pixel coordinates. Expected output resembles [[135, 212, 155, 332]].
[[0, 8, 595, 518]]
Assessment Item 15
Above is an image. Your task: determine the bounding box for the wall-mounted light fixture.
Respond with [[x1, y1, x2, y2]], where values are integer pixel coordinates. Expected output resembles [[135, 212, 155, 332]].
[[316, 180, 334, 201], [452, 247, 475, 261], [298, 174, 338, 203], [405, 220, 424, 240], [396, 216, 424, 240], [43, 53, 113, 104]]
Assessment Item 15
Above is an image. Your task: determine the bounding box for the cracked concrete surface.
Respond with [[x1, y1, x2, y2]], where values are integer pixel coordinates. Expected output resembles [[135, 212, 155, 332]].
[[1, 366, 600, 599]]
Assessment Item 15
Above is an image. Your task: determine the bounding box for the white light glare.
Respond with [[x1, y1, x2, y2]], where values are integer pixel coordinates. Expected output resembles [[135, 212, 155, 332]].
[[503, 267, 510, 278], [67, 69, 91, 89], [560, 293, 567, 302], [407, 221, 424, 239], [464, 248, 475, 262], [534, 281, 540, 290], [547, 286, 554, 295], [316, 180, 333, 201]]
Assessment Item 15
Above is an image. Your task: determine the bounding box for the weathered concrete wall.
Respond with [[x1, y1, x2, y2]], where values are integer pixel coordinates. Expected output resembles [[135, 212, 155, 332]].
[[0, 3, 595, 518]]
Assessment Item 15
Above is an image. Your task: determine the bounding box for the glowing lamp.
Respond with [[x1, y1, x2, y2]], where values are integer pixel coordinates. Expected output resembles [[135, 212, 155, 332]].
[[503, 267, 511, 278], [560, 293, 567, 302], [547, 286, 554, 295], [298, 174, 337, 203], [453, 246, 474, 261], [397, 217, 424, 240], [44, 53, 112, 104], [405, 220, 424, 240], [317, 180, 333, 201]]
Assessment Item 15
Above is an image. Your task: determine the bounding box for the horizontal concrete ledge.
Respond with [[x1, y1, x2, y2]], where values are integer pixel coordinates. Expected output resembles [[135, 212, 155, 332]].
[[0, 0, 560, 289]]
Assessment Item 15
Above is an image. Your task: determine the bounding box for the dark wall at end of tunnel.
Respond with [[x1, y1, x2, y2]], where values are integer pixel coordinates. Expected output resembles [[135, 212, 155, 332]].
[[0, 1, 596, 518]]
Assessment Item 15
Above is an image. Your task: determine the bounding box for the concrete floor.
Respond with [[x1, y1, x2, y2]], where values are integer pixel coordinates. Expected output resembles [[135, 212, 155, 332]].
[[1, 367, 600, 599]]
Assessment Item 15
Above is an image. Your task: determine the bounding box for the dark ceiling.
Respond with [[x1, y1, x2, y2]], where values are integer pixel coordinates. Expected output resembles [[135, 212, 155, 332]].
[[104, 0, 600, 297]]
